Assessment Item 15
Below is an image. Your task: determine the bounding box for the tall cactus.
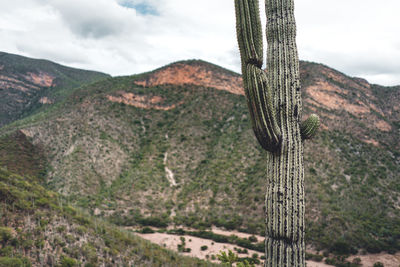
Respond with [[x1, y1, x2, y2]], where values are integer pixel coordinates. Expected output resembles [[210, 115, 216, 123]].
[[234, 0, 319, 266]]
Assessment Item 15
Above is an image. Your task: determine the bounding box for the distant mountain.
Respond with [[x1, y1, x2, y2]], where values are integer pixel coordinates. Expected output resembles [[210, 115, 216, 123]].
[[0, 51, 109, 127], [0, 58, 399, 256]]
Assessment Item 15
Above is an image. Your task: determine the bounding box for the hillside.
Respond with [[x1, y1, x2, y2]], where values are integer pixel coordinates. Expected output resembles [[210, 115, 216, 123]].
[[0, 167, 219, 266], [0, 59, 399, 258], [0, 51, 109, 127]]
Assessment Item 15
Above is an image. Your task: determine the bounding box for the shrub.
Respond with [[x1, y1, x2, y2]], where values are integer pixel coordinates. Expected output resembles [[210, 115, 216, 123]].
[[201, 245, 208, 251], [248, 235, 257, 243], [0, 246, 13, 257], [0, 227, 13, 245], [325, 258, 336, 265], [305, 252, 323, 262], [56, 225, 67, 233], [373, 262, 384, 267], [313, 254, 323, 262], [138, 216, 169, 228], [140, 227, 155, 234], [238, 256, 260, 265], [0, 257, 23, 267], [352, 257, 362, 265], [60, 255, 78, 267], [330, 240, 354, 255]]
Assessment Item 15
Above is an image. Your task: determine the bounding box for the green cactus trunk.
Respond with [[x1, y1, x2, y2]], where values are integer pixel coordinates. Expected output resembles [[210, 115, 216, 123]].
[[235, 0, 319, 266]]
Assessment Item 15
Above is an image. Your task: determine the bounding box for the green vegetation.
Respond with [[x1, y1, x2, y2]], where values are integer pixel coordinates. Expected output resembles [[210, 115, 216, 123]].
[[0, 167, 219, 266], [324, 255, 362, 267], [305, 252, 323, 262], [0, 51, 109, 127], [165, 229, 264, 252], [0, 57, 398, 259], [306, 131, 400, 254], [177, 237, 191, 253], [217, 250, 239, 266], [217, 250, 256, 267], [0, 131, 46, 178], [0, 257, 31, 267], [59, 256, 78, 267]]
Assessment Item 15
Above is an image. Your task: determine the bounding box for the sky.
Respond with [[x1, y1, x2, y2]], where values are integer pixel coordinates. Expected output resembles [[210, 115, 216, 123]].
[[1, 0, 399, 86]]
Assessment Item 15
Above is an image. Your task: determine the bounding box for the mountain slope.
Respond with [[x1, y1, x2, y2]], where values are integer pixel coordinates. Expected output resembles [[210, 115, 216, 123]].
[[0, 59, 399, 255], [0, 167, 219, 266], [0, 51, 110, 127]]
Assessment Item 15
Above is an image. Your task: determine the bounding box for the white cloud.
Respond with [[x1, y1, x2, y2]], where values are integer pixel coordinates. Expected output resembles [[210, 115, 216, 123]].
[[0, 0, 399, 86], [45, 0, 142, 38], [295, 0, 400, 85]]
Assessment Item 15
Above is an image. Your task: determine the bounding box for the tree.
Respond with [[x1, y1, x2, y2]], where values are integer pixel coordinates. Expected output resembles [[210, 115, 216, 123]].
[[234, 0, 319, 266]]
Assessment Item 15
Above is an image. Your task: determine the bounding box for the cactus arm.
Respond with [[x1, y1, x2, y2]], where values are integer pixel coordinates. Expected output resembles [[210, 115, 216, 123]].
[[235, 0, 281, 151], [301, 114, 320, 140]]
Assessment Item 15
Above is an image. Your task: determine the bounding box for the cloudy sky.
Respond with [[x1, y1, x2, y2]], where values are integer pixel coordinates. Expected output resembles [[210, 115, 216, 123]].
[[1, 0, 399, 86]]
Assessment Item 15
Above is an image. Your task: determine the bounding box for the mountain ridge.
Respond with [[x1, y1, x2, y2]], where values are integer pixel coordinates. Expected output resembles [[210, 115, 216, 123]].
[[0, 51, 110, 127], [128, 59, 398, 150], [0, 56, 399, 258], [133, 59, 244, 95]]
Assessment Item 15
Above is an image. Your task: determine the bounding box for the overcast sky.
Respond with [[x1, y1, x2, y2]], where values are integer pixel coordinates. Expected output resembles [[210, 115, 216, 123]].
[[1, 0, 399, 86]]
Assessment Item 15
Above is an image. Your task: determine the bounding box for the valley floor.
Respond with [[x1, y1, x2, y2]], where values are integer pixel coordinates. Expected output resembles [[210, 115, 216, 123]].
[[132, 226, 400, 267]]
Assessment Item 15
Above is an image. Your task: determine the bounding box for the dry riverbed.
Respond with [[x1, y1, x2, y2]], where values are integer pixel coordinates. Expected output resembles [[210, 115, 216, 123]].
[[130, 226, 400, 266], [135, 229, 327, 266]]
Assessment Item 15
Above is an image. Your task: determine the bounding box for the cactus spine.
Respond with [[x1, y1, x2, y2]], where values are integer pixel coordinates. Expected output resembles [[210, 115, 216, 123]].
[[235, 0, 319, 266]]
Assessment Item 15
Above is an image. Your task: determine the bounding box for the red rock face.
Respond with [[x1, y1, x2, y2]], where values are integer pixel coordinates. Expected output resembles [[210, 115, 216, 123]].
[[107, 91, 183, 110], [24, 72, 55, 87], [134, 62, 244, 95], [300, 62, 398, 149], [128, 61, 396, 148], [306, 79, 370, 115], [39, 97, 54, 104], [304, 78, 391, 132], [0, 71, 56, 126], [0, 71, 54, 95], [0, 74, 41, 92]]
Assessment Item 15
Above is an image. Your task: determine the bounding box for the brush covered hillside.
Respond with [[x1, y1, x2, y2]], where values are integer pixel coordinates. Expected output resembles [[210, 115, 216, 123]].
[[0, 51, 109, 127], [0, 59, 399, 257], [0, 166, 219, 266]]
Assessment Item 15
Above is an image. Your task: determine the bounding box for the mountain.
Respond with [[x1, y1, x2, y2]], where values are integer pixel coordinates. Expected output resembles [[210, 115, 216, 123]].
[[0, 59, 399, 258], [0, 167, 219, 266], [0, 51, 109, 127]]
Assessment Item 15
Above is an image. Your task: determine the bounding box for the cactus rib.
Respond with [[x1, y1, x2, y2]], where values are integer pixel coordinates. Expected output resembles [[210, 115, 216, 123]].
[[301, 114, 320, 140], [234, 0, 320, 266]]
